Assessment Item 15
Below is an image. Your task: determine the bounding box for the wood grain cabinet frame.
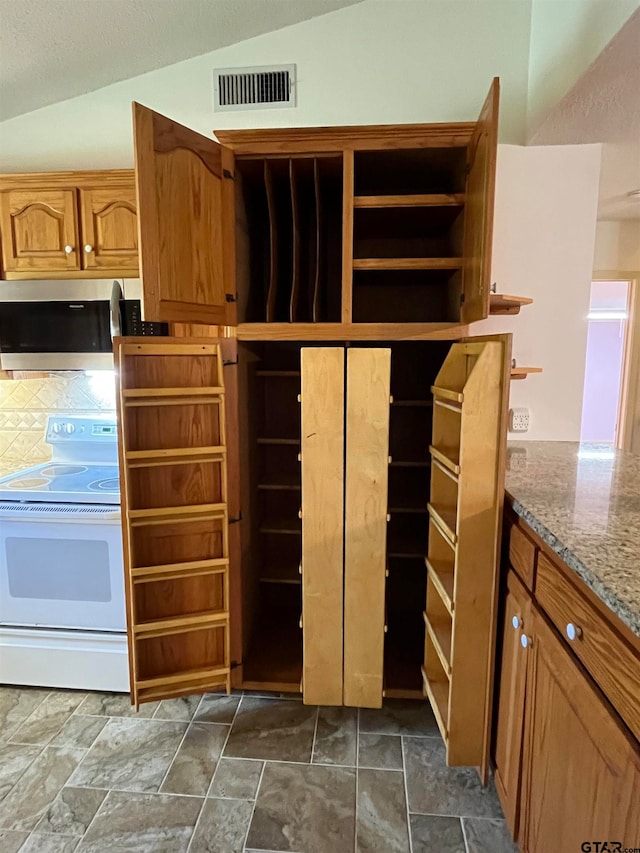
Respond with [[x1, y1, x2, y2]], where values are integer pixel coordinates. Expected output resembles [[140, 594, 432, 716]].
[[130, 78, 499, 337]]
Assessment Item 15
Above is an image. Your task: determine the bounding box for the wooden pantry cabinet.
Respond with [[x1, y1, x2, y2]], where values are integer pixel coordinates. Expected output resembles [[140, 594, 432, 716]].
[[0, 171, 139, 278], [114, 78, 510, 784], [132, 79, 499, 334], [494, 514, 640, 851]]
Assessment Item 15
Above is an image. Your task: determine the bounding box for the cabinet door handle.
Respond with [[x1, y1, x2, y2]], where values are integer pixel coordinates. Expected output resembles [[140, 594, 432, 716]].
[[566, 622, 582, 641], [64, 245, 74, 254], [512, 615, 522, 630], [520, 634, 532, 649], [84, 244, 94, 253]]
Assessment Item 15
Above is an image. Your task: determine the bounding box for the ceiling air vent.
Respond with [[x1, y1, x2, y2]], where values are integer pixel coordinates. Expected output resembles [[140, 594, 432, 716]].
[[213, 65, 296, 112]]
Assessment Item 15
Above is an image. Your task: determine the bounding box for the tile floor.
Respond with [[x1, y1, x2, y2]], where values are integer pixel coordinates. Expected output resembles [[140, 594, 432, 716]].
[[0, 686, 517, 853]]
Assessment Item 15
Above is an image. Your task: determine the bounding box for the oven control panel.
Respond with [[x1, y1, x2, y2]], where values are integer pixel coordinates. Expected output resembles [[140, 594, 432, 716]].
[[46, 416, 118, 443]]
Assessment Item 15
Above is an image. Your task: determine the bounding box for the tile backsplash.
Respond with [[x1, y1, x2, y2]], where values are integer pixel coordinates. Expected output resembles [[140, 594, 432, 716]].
[[0, 372, 116, 477]]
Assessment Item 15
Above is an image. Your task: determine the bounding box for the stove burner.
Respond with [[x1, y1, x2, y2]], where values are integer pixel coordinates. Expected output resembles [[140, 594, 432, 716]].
[[40, 465, 88, 477], [7, 477, 51, 489], [88, 478, 120, 492]]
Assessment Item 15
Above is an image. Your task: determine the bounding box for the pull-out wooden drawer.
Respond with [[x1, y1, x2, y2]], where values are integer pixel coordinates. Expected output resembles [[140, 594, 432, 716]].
[[508, 521, 536, 590], [536, 553, 640, 740]]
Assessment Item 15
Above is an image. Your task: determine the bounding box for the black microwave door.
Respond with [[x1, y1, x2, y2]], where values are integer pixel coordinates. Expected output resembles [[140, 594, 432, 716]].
[[0, 302, 112, 354]]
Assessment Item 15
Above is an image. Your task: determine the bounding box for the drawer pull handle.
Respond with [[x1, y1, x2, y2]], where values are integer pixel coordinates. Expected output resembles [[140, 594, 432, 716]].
[[511, 615, 522, 630], [566, 622, 582, 641], [520, 634, 532, 649]]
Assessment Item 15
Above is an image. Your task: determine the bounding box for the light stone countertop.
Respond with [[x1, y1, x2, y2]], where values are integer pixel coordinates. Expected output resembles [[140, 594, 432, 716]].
[[505, 441, 640, 640]]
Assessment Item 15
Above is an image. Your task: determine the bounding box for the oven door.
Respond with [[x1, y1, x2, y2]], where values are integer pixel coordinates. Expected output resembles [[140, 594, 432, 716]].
[[0, 504, 126, 632]]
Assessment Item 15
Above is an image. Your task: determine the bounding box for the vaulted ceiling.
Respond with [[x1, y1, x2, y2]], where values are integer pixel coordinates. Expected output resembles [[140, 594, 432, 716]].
[[0, 0, 362, 121]]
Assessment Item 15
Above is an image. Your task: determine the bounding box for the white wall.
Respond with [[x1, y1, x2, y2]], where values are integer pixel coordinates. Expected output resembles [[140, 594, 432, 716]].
[[0, 0, 533, 171], [527, 0, 639, 139], [593, 220, 640, 273], [475, 143, 602, 441]]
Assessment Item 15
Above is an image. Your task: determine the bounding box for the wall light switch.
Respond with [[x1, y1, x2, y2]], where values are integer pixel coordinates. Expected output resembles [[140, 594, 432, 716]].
[[509, 407, 530, 433]]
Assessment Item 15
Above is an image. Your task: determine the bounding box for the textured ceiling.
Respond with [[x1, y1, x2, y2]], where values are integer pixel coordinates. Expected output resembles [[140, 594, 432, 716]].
[[529, 9, 640, 221], [0, 0, 362, 121]]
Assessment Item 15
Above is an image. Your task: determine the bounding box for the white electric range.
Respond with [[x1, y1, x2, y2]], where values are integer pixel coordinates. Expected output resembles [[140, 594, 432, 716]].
[[0, 415, 129, 691]]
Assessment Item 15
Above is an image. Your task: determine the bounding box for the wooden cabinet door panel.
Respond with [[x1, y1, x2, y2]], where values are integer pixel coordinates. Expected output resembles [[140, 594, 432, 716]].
[[0, 188, 80, 272], [300, 347, 345, 706], [115, 337, 231, 707], [132, 103, 236, 325], [80, 186, 139, 272], [493, 570, 531, 841], [522, 609, 640, 852], [460, 78, 499, 323], [343, 348, 391, 708]]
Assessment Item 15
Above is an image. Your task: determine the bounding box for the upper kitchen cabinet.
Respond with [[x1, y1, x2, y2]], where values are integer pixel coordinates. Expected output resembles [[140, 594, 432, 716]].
[[132, 79, 499, 337], [0, 188, 81, 274], [132, 103, 237, 327], [80, 186, 138, 272], [0, 171, 139, 279]]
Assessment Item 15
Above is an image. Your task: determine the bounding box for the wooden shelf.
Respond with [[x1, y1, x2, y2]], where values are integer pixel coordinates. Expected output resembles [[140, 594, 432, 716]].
[[123, 386, 224, 405], [389, 460, 431, 469], [260, 519, 302, 535], [353, 257, 463, 271], [421, 667, 449, 741], [257, 476, 301, 491], [429, 445, 460, 477], [354, 193, 465, 208], [424, 612, 452, 677], [129, 504, 226, 526], [425, 558, 455, 615], [511, 367, 543, 381], [125, 446, 225, 467], [391, 399, 433, 408], [133, 611, 228, 640], [257, 437, 300, 446], [242, 609, 302, 692], [489, 293, 533, 315], [256, 370, 301, 377], [427, 503, 458, 546], [388, 506, 428, 515], [136, 665, 229, 699], [260, 577, 302, 586], [131, 558, 229, 583], [431, 385, 463, 405]]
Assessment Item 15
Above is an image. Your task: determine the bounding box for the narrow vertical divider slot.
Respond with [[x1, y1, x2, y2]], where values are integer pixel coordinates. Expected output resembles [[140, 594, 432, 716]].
[[312, 158, 322, 322], [264, 161, 278, 322], [289, 158, 301, 322]]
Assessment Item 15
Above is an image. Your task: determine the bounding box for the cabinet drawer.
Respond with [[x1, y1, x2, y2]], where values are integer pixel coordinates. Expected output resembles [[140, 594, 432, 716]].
[[508, 523, 536, 589], [536, 553, 640, 740]]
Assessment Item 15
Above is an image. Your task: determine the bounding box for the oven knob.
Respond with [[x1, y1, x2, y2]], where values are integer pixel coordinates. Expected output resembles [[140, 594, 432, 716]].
[[63, 423, 75, 434], [52, 423, 62, 434]]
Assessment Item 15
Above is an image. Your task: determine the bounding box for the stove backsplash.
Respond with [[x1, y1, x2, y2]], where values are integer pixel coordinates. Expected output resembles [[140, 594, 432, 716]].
[[0, 372, 116, 477]]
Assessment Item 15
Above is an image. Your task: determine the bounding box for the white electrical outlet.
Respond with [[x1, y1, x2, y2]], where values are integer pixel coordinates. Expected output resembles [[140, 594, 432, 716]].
[[507, 446, 527, 470], [509, 407, 530, 433]]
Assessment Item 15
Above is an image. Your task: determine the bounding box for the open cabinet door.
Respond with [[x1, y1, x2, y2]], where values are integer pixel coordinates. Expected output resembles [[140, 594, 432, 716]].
[[300, 348, 345, 706], [423, 333, 510, 781], [115, 337, 231, 706], [460, 78, 499, 324], [133, 103, 236, 326], [344, 348, 391, 708]]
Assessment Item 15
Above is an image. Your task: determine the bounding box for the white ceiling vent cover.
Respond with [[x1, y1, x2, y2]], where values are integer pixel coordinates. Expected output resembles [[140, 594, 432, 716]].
[[214, 65, 296, 112]]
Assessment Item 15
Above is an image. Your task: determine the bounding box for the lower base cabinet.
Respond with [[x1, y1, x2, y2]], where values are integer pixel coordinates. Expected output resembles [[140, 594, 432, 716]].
[[521, 609, 640, 852], [494, 520, 640, 852]]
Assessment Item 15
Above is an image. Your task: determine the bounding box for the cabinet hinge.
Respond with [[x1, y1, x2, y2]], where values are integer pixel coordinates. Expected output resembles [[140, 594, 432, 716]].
[[223, 359, 238, 366], [230, 660, 241, 670], [229, 513, 242, 525], [460, 292, 466, 305], [223, 169, 236, 181], [225, 293, 238, 303], [465, 162, 471, 176]]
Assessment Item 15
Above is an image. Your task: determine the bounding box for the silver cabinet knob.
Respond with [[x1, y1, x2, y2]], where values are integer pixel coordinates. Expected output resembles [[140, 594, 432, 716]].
[[64, 245, 74, 254], [512, 615, 522, 630], [520, 634, 532, 649], [566, 623, 582, 641], [84, 244, 93, 253]]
